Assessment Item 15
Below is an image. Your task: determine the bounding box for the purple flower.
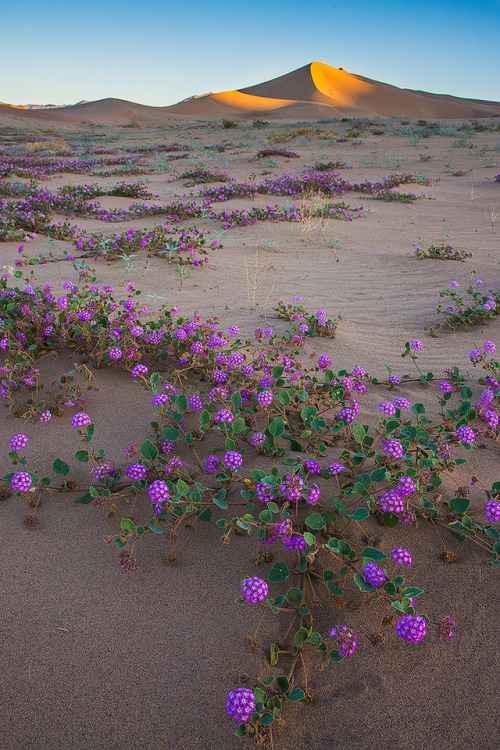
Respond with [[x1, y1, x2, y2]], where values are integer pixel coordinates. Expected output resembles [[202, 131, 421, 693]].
[[439, 381, 453, 394], [152, 394, 170, 407], [283, 535, 306, 551], [485, 500, 500, 523], [9, 434, 29, 452], [379, 401, 396, 416], [352, 366, 365, 378], [394, 397, 411, 410], [318, 355, 331, 370], [328, 463, 346, 476], [456, 425, 475, 444], [450, 281, 459, 288], [148, 480, 169, 512], [39, 410, 52, 423], [11, 472, 33, 492], [383, 438, 404, 459], [327, 625, 358, 656], [226, 688, 256, 722], [250, 432, 266, 448], [125, 463, 147, 481], [94, 463, 113, 482], [255, 481, 275, 503], [307, 483, 320, 504], [390, 548, 412, 567], [189, 393, 203, 410], [395, 615, 427, 642], [389, 375, 401, 385], [71, 412, 91, 429], [436, 616, 455, 641], [161, 440, 175, 455], [223, 451, 243, 471], [131, 364, 148, 377], [364, 561, 386, 588], [203, 455, 220, 474], [483, 341, 496, 354], [469, 348, 482, 362], [397, 476, 416, 496], [257, 390, 273, 407], [228, 325, 240, 337], [410, 340, 423, 351], [303, 460, 321, 474], [215, 408, 234, 423], [241, 577, 268, 603]]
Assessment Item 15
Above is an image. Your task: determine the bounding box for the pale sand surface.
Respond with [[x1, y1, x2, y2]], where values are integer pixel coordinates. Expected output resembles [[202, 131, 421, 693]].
[[0, 117, 499, 749]]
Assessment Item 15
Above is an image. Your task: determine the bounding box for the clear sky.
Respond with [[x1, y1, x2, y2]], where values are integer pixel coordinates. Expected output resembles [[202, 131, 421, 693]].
[[1, 0, 499, 106]]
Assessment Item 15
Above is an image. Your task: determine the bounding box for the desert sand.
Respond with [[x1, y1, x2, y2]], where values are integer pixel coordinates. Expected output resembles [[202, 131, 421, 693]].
[[0, 70, 499, 750]]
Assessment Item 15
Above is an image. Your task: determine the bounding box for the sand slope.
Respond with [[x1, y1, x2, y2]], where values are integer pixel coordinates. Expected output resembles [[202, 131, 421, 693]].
[[1, 62, 499, 128]]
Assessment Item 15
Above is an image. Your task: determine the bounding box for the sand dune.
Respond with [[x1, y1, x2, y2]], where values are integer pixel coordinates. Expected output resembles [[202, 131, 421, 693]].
[[0, 61, 499, 127]]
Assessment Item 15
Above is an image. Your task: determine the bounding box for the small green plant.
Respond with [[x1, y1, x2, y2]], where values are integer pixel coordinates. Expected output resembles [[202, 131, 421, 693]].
[[412, 243, 473, 261], [222, 119, 238, 129]]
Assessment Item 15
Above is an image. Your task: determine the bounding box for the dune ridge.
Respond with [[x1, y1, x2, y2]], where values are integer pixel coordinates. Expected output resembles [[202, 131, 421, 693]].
[[0, 61, 499, 127]]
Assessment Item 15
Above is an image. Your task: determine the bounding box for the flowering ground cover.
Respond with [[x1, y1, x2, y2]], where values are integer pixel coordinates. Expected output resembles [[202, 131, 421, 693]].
[[0, 117, 499, 750]]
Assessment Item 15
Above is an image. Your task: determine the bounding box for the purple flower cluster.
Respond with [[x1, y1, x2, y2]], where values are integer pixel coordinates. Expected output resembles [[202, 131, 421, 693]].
[[364, 562, 386, 588], [11, 472, 33, 492], [241, 577, 268, 603], [390, 548, 412, 567], [395, 615, 427, 642], [226, 688, 256, 722], [327, 625, 358, 656], [9, 433, 29, 452]]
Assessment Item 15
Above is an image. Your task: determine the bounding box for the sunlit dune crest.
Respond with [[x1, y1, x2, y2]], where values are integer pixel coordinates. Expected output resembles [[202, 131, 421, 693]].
[[1, 62, 499, 125]]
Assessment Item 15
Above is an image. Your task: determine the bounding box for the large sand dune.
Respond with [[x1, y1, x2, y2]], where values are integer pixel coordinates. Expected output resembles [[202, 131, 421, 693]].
[[1, 61, 499, 128]]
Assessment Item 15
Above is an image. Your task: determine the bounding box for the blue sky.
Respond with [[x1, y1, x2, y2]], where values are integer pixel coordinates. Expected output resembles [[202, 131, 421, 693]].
[[1, 0, 498, 106]]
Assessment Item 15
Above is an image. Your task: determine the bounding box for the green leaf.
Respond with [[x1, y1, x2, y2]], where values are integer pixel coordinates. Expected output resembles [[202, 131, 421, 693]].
[[200, 409, 210, 426], [276, 675, 290, 693], [161, 427, 180, 441], [361, 546, 387, 561], [269, 417, 284, 437], [52, 458, 70, 476], [285, 588, 303, 604], [74, 493, 92, 504], [270, 643, 279, 666], [352, 423, 366, 443], [354, 573, 374, 592], [176, 479, 189, 496], [305, 512, 325, 530], [231, 417, 245, 433], [150, 372, 160, 385], [251, 469, 267, 483], [348, 508, 369, 521], [294, 627, 308, 645], [74, 450, 89, 463], [213, 497, 228, 509], [401, 587, 424, 598], [410, 403, 426, 414], [260, 713, 274, 726], [267, 562, 290, 582], [231, 391, 242, 408], [383, 581, 397, 596], [286, 688, 305, 702], [382, 511, 399, 527], [235, 725, 247, 738], [196, 507, 212, 522], [120, 518, 133, 531], [326, 580, 343, 596], [460, 385, 473, 399], [140, 440, 158, 462], [448, 496, 470, 514], [303, 531, 316, 546], [175, 394, 188, 412]]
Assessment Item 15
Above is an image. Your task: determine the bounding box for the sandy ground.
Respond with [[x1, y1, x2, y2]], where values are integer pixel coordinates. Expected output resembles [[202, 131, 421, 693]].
[[0, 118, 499, 750]]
